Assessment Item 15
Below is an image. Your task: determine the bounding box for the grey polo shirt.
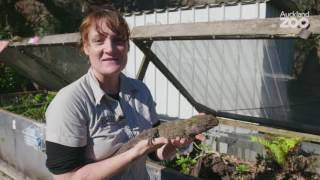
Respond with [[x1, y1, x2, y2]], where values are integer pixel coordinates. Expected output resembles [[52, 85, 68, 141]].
[[45, 68, 159, 180]]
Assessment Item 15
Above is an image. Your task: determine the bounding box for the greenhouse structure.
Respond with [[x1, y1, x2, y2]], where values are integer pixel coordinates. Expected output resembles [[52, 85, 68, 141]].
[[0, 0, 320, 179]]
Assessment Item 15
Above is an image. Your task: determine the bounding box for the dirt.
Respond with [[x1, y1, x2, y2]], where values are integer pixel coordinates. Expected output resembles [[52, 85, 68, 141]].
[[191, 153, 320, 180]]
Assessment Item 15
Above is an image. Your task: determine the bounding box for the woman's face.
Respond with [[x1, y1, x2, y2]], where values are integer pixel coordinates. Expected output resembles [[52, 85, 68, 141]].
[[84, 22, 128, 78]]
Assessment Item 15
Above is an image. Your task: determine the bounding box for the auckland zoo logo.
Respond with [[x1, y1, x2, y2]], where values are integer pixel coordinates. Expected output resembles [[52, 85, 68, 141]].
[[280, 11, 310, 29]]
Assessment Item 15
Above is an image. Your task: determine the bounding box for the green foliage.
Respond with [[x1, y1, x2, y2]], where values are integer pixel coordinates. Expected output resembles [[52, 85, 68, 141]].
[[175, 154, 197, 175], [15, 0, 60, 36], [235, 163, 250, 175], [292, 0, 320, 14], [192, 140, 216, 160], [250, 135, 302, 165], [20, 93, 54, 121], [163, 141, 216, 175], [0, 63, 33, 93], [0, 22, 13, 39], [0, 92, 55, 122]]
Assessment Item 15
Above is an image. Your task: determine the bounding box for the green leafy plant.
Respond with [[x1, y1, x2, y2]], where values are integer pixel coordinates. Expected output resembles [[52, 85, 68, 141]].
[[0, 24, 13, 40], [0, 14, 14, 40], [162, 135, 318, 179], [193, 140, 215, 158], [235, 163, 250, 175], [169, 143, 201, 175], [175, 154, 197, 175], [164, 141, 216, 175], [0, 63, 33, 93], [0, 92, 55, 122], [250, 135, 302, 166]]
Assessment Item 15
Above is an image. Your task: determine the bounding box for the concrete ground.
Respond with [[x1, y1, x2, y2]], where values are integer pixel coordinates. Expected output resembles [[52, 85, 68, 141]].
[[0, 170, 13, 180]]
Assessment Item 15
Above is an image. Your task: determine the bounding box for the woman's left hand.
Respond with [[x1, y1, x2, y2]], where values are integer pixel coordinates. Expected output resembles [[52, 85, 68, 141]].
[[157, 134, 206, 160], [170, 133, 206, 148], [169, 137, 192, 148]]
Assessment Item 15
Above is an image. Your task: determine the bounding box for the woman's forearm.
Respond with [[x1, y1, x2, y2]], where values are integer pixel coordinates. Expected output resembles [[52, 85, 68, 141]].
[[75, 148, 138, 179], [53, 137, 169, 180], [53, 147, 139, 180]]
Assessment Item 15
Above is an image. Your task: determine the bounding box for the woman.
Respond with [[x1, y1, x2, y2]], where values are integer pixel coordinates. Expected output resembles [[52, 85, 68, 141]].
[[45, 5, 199, 180]]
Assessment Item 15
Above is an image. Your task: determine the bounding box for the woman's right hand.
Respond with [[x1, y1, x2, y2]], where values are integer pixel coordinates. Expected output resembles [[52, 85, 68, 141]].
[[132, 137, 169, 157]]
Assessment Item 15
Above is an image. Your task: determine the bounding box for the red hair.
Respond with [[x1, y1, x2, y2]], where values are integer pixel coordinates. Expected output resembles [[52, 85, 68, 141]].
[[79, 5, 130, 51]]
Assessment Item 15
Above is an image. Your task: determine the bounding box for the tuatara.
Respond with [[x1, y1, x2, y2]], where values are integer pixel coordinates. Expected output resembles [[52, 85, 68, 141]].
[[114, 114, 219, 155]]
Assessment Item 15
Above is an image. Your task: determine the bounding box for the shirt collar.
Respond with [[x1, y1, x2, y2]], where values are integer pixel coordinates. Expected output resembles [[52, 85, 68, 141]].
[[88, 68, 105, 105], [119, 73, 138, 95], [87, 68, 138, 105]]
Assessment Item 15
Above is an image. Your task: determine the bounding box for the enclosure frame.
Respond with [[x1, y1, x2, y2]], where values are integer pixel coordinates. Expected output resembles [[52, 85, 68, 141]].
[[131, 15, 320, 138]]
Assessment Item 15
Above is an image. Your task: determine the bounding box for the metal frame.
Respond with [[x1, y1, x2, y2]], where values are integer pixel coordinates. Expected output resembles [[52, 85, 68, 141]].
[[132, 16, 320, 136]]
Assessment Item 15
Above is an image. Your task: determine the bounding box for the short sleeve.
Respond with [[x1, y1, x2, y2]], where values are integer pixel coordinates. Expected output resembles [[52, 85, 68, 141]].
[[45, 141, 86, 174], [45, 89, 88, 147]]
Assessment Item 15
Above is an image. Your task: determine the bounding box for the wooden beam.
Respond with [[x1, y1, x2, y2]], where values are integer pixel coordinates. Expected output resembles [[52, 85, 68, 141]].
[[217, 117, 320, 143], [0, 159, 31, 180], [136, 41, 153, 80], [136, 57, 150, 81], [8, 33, 80, 47], [131, 16, 320, 40]]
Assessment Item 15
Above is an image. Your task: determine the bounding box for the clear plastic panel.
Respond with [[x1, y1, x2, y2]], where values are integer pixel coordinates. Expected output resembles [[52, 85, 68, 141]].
[[151, 39, 320, 133]]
